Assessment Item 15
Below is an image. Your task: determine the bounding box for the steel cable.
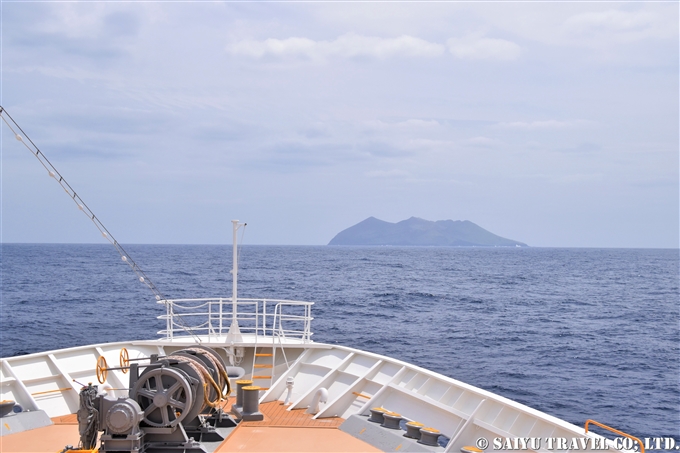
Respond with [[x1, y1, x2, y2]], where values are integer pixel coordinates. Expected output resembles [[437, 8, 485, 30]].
[[0, 106, 202, 343]]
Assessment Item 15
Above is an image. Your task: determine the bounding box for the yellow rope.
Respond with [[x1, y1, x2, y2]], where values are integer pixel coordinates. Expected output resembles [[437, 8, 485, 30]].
[[168, 354, 222, 408], [183, 348, 232, 401]]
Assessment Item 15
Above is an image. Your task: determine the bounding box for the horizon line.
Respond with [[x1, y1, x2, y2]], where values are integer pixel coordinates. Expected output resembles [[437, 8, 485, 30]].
[[1, 241, 678, 250]]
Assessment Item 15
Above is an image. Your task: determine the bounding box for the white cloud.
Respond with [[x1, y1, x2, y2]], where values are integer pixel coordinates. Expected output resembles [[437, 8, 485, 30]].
[[365, 169, 410, 178], [228, 33, 445, 60], [565, 10, 656, 34], [446, 36, 521, 61], [363, 119, 440, 131], [403, 138, 453, 150], [553, 173, 604, 184], [561, 9, 676, 45], [497, 120, 576, 130], [464, 136, 502, 147], [399, 119, 440, 128]]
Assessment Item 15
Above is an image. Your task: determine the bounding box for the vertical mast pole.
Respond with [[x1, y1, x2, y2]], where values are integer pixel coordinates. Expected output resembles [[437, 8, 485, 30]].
[[232, 219, 238, 315], [227, 219, 244, 342]]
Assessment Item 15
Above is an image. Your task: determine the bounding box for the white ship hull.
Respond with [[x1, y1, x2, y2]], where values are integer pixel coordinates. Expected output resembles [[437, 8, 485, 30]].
[[1, 332, 624, 453]]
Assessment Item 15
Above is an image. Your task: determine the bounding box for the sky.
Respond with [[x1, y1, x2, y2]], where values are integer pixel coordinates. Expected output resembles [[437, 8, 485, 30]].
[[0, 1, 678, 248]]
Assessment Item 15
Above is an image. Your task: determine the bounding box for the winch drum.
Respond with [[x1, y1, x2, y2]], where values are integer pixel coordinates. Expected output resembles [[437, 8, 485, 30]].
[[129, 366, 194, 428]]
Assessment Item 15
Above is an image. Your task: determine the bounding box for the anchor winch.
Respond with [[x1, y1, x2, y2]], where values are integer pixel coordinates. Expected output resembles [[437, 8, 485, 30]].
[[75, 346, 241, 453]]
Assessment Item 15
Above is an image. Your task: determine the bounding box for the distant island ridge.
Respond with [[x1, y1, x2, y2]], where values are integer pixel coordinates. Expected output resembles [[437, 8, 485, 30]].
[[328, 217, 528, 247]]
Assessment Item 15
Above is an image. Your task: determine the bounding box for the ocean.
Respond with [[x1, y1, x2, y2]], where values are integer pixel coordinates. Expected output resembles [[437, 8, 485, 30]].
[[1, 244, 678, 441]]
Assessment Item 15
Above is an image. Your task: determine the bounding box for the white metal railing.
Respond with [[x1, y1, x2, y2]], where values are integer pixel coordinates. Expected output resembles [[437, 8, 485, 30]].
[[157, 298, 314, 342]]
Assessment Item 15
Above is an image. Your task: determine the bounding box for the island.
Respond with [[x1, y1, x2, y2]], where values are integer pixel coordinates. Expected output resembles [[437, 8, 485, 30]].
[[328, 217, 528, 247]]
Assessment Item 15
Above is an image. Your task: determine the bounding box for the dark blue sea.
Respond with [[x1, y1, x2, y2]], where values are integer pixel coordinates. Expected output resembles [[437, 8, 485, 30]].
[[1, 244, 678, 441]]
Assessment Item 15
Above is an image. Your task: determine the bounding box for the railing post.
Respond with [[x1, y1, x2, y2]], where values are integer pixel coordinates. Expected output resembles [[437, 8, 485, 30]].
[[585, 419, 643, 453], [219, 297, 223, 336], [157, 298, 313, 342], [167, 300, 173, 339], [256, 300, 260, 337], [277, 304, 283, 339], [272, 304, 278, 339], [208, 299, 212, 340]]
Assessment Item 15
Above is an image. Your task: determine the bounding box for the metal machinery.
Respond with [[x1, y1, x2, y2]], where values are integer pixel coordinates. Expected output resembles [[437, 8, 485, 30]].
[[76, 346, 240, 453]]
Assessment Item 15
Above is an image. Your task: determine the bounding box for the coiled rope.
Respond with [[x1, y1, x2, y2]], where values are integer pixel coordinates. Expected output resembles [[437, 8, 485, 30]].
[[167, 354, 224, 409], [183, 348, 232, 400]]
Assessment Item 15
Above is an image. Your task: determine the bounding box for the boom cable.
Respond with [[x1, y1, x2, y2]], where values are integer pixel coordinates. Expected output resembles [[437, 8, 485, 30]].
[[1, 106, 201, 342]]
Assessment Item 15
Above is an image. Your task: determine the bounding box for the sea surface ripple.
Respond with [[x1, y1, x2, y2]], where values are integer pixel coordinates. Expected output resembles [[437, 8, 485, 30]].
[[1, 244, 678, 440]]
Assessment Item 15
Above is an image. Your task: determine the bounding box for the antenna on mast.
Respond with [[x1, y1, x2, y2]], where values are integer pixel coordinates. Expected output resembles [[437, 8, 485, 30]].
[[227, 219, 246, 343]]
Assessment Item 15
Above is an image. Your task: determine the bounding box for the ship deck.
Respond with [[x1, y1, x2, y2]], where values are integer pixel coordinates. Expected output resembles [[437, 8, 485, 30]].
[[0, 402, 381, 453], [1, 337, 621, 453]]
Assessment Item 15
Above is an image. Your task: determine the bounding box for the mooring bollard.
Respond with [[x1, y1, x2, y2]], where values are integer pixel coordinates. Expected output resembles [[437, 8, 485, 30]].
[[381, 411, 402, 430], [239, 385, 264, 421], [405, 421, 424, 439], [419, 427, 441, 447], [368, 407, 388, 423], [233, 379, 253, 410]]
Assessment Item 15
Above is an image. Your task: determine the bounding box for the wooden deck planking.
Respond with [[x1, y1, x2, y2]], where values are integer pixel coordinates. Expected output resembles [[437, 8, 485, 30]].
[[215, 401, 382, 452], [215, 426, 382, 452], [0, 424, 80, 453], [2, 401, 371, 453], [51, 414, 78, 425], [240, 401, 343, 428]]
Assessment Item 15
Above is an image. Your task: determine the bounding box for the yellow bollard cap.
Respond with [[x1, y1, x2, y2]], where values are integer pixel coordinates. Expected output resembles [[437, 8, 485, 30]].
[[461, 447, 483, 453]]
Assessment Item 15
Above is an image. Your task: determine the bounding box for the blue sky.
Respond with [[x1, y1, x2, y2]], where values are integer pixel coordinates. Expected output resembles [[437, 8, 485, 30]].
[[1, 2, 678, 247]]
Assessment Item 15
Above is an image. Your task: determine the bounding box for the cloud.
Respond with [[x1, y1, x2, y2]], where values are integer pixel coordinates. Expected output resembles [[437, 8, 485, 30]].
[[101, 11, 141, 38], [496, 120, 577, 129], [359, 140, 415, 158], [557, 143, 602, 154], [362, 118, 440, 132], [254, 140, 368, 171], [227, 33, 445, 60], [397, 119, 440, 128], [464, 136, 502, 147], [565, 10, 656, 34], [552, 173, 604, 184], [561, 9, 676, 44], [402, 139, 454, 151], [365, 169, 410, 179], [7, 6, 140, 60], [447, 36, 521, 61]]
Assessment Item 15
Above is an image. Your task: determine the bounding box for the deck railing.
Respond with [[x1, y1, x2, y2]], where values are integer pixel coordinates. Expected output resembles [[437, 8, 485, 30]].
[[156, 298, 314, 342]]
